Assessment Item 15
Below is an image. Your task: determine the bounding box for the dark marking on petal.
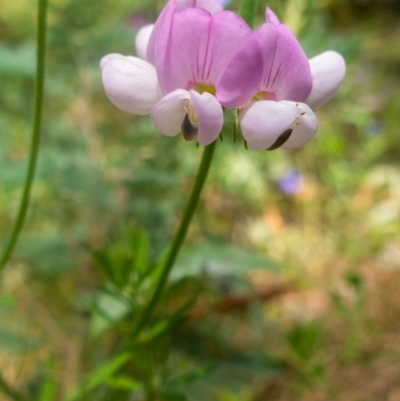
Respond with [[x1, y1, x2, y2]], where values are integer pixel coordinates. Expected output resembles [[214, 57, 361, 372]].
[[181, 114, 198, 141], [267, 129, 293, 151]]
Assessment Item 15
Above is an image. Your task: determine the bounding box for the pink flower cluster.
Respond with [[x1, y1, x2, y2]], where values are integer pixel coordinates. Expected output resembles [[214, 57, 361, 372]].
[[101, 0, 345, 151]]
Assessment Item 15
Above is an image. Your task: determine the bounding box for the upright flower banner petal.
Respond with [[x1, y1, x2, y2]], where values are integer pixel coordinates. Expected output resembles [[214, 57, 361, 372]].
[[154, 8, 252, 94]]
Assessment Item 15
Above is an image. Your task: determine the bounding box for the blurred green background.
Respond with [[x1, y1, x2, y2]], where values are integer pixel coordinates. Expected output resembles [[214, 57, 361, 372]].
[[1, 0, 400, 400]]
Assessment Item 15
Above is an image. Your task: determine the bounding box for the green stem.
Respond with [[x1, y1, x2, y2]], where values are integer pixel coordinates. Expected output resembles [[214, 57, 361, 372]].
[[0, 373, 29, 401], [0, 0, 48, 271], [240, 0, 259, 28], [134, 141, 216, 336]]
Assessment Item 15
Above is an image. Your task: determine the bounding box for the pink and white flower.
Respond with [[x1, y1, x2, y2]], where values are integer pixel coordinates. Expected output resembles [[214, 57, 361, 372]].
[[100, 2, 345, 150], [217, 8, 346, 150], [149, 0, 252, 145]]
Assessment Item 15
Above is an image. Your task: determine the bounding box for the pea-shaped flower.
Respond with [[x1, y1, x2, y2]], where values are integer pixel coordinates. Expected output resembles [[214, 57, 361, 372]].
[[148, 0, 252, 145], [217, 8, 346, 150], [101, 0, 252, 145]]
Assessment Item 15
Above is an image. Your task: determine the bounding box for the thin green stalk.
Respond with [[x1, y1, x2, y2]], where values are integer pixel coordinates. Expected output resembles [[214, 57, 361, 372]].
[[0, 373, 29, 401], [134, 141, 216, 336], [0, 0, 48, 271]]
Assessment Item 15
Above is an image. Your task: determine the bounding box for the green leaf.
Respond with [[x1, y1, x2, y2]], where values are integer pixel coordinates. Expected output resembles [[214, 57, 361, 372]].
[[90, 248, 116, 284], [165, 368, 209, 387], [105, 375, 142, 392], [37, 376, 57, 401], [89, 288, 133, 337], [174, 242, 278, 279], [66, 353, 132, 401], [240, 0, 259, 28], [160, 391, 187, 401]]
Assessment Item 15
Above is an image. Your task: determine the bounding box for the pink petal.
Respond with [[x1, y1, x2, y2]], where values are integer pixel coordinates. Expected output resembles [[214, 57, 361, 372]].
[[147, 0, 223, 66], [265, 7, 280, 26], [155, 8, 252, 94], [190, 90, 223, 145], [217, 23, 277, 108], [156, 8, 211, 94], [280, 102, 318, 149], [305, 51, 346, 110], [239, 101, 298, 150], [101, 54, 162, 115], [150, 89, 190, 137], [264, 24, 312, 102], [146, 0, 176, 65], [135, 24, 154, 61]]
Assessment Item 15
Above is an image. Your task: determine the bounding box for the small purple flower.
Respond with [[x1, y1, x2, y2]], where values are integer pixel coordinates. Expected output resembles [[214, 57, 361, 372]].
[[278, 170, 303, 195]]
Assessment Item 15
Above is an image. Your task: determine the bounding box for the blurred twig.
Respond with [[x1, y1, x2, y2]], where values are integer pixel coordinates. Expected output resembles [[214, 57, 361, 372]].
[[0, 373, 28, 401]]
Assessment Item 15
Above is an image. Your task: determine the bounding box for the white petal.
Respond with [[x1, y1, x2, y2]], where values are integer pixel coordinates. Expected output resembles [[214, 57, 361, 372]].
[[190, 91, 223, 145], [135, 24, 154, 61], [239, 101, 298, 150], [305, 51, 346, 110], [176, 0, 223, 14], [151, 89, 190, 137], [101, 55, 162, 115], [100, 53, 125, 70], [280, 102, 318, 149]]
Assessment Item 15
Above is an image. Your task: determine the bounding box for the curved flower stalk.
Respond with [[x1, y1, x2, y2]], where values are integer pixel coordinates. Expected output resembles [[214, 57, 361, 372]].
[[217, 8, 346, 151]]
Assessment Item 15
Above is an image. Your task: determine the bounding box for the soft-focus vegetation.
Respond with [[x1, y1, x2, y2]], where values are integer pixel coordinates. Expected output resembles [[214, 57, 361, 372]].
[[1, 0, 400, 400]]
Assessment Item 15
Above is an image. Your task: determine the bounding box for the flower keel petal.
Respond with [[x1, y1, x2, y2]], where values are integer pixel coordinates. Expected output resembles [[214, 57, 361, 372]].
[[280, 102, 318, 149], [151, 89, 190, 137], [240, 101, 298, 150], [190, 90, 223, 145]]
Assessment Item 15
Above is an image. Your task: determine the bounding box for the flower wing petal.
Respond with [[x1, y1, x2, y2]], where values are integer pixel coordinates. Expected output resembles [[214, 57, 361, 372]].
[[217, 23, 277, 108], [305, 51, 346, 110], [280, 102, 318, 149], [135, 24, 154, 61], [190, 90, 223, 145], [101, 55, 162, 115], [151, 89, 190, 137], [240, 101, 298, 150]]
